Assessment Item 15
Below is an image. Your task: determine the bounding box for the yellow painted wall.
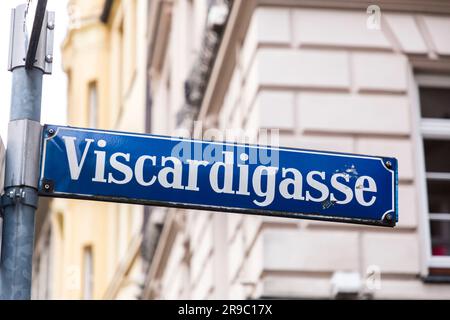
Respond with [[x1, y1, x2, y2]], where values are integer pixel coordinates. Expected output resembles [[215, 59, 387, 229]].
[[46, 0, 146, 299]]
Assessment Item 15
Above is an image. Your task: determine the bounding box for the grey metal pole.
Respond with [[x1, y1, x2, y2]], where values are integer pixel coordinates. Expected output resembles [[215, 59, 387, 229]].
[[0, 68, 43, 300], [0, 3, 54, 300]]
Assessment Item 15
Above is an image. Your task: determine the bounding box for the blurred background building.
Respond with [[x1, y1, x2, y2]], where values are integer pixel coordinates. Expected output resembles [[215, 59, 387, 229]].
[[32, 0, 450, 299]]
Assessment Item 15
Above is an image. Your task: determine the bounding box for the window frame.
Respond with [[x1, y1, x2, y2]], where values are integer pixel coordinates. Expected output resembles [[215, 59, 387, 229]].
[[88, 81, 98, 128], [416, 74, 450, 269], [82, 245, 94, 300]]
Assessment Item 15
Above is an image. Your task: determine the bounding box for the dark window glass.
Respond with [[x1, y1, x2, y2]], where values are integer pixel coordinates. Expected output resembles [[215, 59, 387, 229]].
[[420, 87, 450, 119], [424, 139, 450, 173], [430, 220, 450, 256], [427, 180, 450, 213]]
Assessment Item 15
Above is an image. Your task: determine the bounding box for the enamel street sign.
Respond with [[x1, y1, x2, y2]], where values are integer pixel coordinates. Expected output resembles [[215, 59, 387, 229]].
[[38, 125, 398, 227]]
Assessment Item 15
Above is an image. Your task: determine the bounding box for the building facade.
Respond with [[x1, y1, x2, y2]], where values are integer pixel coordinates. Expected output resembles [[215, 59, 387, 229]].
[[33, 0, 450, 299], [32, 0, 149, 299], [141, 0, 450, 299]]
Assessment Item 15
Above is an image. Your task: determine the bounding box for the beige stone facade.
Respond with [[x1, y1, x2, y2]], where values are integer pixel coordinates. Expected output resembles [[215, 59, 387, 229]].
[[32, 0, 450, 299], [142, 0, 450, 299], [32, 0, 149, 299]]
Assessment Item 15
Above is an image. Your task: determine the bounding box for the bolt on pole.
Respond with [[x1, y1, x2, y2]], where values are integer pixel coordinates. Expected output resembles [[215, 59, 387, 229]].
[[0, 1, 54, 300]]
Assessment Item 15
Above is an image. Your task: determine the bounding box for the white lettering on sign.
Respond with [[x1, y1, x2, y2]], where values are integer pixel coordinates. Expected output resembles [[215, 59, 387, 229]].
[[63, 136, 93, 180], [62, 136, 378, 208]]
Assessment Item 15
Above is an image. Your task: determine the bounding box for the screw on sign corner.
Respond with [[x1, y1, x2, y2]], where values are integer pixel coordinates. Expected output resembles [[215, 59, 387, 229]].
[[383, 212, 396, 227], [41, 179, 54, 193], [385, 161, 392, 169], [47, 128, 56, 137]]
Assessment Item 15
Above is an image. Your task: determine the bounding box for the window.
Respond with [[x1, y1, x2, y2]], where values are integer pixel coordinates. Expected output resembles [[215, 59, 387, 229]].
[[424, 140, 450, 257], [418, 74, 450, 266], [82, 246, 94, 300], [88, 81, 98, 128], [32, 229, 53, 300], [118, 20, 125, 119], [126, 0, 137, 81]]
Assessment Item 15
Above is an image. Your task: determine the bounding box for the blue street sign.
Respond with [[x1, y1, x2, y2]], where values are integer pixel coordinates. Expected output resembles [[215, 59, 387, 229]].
[[39, 125, 398, 227]]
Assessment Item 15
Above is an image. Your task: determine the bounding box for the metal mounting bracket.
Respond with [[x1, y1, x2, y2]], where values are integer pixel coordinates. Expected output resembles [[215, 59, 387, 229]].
[[4, 120, 43, 189], [8, 4, 55, 74], [1, 187, 39, 209]]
